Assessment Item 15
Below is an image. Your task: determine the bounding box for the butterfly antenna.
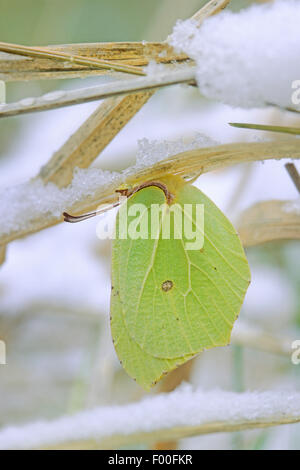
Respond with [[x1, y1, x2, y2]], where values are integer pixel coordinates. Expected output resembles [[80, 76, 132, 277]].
[[63, 202, 120, 223]]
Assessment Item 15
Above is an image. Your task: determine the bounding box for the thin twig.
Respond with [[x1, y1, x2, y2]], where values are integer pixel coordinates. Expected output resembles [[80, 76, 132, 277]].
[[285, 163, 300, 194], [266, 102, 300, 115], [229, 122, 300, 135]]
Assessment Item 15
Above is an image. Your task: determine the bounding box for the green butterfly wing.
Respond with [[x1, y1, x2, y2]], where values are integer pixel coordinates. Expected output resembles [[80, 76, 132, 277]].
[[110, 285, 194, 390], [110, 176, 250, 389]]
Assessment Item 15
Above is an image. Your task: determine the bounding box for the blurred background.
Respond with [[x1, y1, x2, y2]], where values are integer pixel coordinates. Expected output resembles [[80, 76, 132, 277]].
[[0, 0, 299, 450]]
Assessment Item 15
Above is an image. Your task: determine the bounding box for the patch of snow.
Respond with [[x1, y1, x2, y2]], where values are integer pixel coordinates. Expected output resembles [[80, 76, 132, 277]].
[[168, 0, 300, 108], [144, 60, 167, 76], [0, 386, 299, 449], [0, 168, 121, 237], [134, 133, 218, 169]]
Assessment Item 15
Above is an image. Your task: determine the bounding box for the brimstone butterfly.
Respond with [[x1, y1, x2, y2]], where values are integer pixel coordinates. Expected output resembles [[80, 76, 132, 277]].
[[64, 174, 250, 390], [109, 175, 250, 390]]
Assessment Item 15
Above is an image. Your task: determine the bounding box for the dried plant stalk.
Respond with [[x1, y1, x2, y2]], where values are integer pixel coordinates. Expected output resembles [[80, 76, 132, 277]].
[[127, 141, 300, 185], [70, 414, 300, 450], [1, 140, 300, 246], [192, 0, 231, 23], [0, 245, 5, 265], [30, 413, 300, 449], [39, 92, 154, 187], [0, 42, 145, 77], [0, 0, 231, 82], [0, 43, 186, 81], [0, 68, 196, 118], [0, 0, 232, 269], [0, 0, 231, 112], [1, 390, 299, 449], [238, 199, 300, 246], [37, 0, 228, 186]]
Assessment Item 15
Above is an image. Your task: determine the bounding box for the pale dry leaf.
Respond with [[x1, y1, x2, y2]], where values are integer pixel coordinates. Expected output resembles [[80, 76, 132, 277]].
[[238, 199, 300, 246]]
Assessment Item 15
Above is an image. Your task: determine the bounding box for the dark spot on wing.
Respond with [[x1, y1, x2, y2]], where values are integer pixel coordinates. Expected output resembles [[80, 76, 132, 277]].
[[161, 280, 173, 292]]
